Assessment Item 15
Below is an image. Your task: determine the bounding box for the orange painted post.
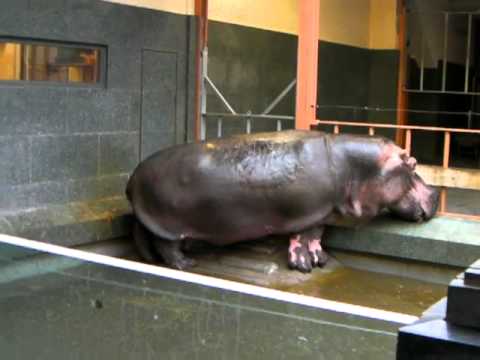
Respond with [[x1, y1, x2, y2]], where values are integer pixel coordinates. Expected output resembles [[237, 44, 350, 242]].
[[194, 0, 208, 141], [295, 0, 320, 130], [404, 129, 412, 155], [395, 0, 408, 146], [440, 131, 451, 213]]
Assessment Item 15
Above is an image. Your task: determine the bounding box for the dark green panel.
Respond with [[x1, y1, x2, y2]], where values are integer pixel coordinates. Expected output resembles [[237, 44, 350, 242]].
[[367, 50, 400, 139], [206, 21, 297, 137], [141, 50, 178, 159], [317, 41, 371, 124]]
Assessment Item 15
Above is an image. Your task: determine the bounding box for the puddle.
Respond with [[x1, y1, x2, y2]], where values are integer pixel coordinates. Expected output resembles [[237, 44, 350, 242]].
[[275, 266, 447, 316]]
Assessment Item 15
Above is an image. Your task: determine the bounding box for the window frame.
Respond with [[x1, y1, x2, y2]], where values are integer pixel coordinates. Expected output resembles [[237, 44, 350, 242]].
[[0, 36, 107, 88]]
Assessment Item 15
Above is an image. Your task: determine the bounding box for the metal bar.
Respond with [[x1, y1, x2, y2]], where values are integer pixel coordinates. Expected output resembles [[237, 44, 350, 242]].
[[405, 89, 480, 95], [420, 32, 425, 91], [200, 48, 208, 141], [316, 120, 480, 134], [465, 14, 472, 93], [443, 131, 451, 169], [396, 0, 408, 146], [217, 118, 223, 138], [205, 75, 236, 114], [405, 129, 412, 155], [295, 0, 320, 130], [368, 127, 375, 136], [246, 117, 252, 134], [194, 0, 208, 141], [262, 79, 297, 115], [276, 120, 282, 132], [442, 12, 449, 92], [204, 112, 295, 120]]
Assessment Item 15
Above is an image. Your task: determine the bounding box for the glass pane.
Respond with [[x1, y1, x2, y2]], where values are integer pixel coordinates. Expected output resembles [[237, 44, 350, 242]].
[[0, 40, 101, 84]]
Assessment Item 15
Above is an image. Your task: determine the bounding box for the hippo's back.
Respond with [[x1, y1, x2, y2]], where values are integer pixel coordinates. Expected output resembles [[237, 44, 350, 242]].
[[127, 130, 335, 243]]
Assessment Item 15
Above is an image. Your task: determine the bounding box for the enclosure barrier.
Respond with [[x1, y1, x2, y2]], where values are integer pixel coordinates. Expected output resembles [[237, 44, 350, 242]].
[[317, 120, 480, 221]]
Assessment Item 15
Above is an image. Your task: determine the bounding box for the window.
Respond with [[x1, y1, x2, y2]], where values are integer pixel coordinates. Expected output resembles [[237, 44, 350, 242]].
[[0, 39, 104, 85]]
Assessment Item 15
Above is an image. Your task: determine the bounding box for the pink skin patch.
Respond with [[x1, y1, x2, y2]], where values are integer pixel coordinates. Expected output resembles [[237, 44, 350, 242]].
[[410, 178, 433, 217], [288, 235, 302, 264], [308, 239, 322, 264]]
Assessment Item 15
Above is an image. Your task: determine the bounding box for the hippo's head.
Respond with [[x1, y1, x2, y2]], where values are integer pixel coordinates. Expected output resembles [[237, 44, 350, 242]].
[[387, 172, 439, 222], [338, 136, 439, 223], [376, 142, 440, 222]]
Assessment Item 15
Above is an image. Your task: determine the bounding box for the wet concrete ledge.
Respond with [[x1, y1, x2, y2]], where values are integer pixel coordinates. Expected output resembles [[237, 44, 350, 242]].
[[325, 216, 480, 268], [0, 199, 479, 268]]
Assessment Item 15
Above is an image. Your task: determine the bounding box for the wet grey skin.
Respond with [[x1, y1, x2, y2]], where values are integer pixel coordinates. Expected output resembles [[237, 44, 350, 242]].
[[126, 130, 439, 272]]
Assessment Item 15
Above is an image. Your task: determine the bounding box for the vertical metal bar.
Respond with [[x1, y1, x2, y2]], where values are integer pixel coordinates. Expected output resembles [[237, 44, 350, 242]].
[[276, 119, 282, 132], [368, 127, 375, 136], [442, 13, 449, 92], [441, 130, 451, 214], [465, 14, 472, 93], [395, 1, 408, 147], [405, 129, 412, 155], [246, 117, 252, 134], [194, 0, 208, 141], [333, 125, 340, 134], [217, 118, 223, 138], [200, 47, 208, 141], [468, 110, 472, 129], [420, 32, 425, 91]]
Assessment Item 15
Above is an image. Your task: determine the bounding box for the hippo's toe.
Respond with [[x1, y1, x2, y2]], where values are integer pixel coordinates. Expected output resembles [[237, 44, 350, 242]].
[[288, 247, 313, 273]]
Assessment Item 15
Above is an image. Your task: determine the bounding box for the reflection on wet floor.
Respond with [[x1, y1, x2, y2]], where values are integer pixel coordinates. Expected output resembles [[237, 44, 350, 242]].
[[187, 238, 457, 316], [276, 266, 446, 316]]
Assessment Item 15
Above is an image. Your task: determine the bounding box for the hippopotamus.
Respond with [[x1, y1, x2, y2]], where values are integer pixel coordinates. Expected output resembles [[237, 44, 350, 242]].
[[126, 130, 439, 273]]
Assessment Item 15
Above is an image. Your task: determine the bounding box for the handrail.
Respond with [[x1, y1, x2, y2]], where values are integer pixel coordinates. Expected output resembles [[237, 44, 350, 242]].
[[316, 120, 480, 135]]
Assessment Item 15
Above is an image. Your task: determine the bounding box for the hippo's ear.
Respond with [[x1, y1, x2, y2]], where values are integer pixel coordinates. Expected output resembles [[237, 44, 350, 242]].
[[379, 144, 416, 176]]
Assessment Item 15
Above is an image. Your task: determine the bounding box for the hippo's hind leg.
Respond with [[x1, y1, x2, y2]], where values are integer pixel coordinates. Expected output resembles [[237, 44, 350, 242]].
[[152, 239, 196, 270], [133, 220, 196, 270], [133, 220, 158, 263], [288, 226, 328, 273]]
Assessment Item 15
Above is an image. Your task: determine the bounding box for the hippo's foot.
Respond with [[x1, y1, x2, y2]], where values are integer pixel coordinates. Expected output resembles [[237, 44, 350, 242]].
[[152, 239, 197, 270], [288, 227, 327, 273]]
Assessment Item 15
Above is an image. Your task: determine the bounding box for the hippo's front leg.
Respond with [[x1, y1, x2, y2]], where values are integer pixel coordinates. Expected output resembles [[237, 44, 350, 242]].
[[288, 227, 328, 273]]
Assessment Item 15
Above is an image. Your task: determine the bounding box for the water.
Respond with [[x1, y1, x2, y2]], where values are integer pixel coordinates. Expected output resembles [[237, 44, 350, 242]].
[[276, 266, 447, 316]]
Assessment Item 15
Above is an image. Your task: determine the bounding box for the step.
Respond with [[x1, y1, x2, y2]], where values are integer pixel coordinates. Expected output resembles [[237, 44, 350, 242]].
[[397, 319, 480, 359]]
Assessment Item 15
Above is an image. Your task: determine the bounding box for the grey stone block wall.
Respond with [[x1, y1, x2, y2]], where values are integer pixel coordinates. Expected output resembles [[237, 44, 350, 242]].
[[0, 0, 196, 241]]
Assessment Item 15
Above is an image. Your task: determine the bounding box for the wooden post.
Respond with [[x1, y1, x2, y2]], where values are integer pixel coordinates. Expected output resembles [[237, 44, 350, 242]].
[[404, 129, 412, 155], [395, 0, 408, 146], [194, 0, 208, 140], [440, 131, 451, 213], [295, 0, 320, 130]]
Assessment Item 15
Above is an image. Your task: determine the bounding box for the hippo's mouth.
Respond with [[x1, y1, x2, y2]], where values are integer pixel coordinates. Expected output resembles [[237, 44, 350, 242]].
[[388, 174, 440, 223]]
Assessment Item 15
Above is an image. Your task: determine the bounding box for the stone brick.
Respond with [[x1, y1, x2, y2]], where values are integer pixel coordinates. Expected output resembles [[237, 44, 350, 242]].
[[99, 133, 139, 176], [0, 136, 30, 187], [31, 135, 98, 182]]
